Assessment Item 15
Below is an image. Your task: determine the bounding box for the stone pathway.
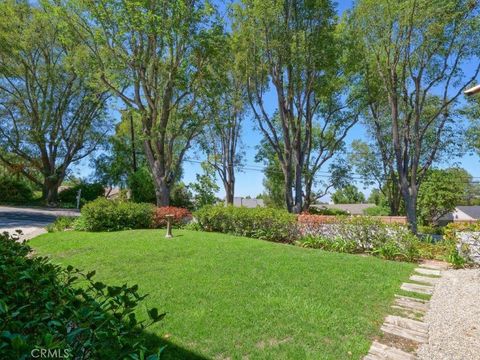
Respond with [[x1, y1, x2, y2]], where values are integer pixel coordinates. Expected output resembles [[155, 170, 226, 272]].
[[364, 261, 448, 360]]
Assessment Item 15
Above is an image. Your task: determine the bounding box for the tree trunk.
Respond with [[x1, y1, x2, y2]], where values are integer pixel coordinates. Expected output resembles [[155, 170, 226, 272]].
[[225, 180, 234, 205], [292, 160, 303, 214], [402, 186, 418, 234], [43, 175, 62, 206], [153, 177, 170, 207], [282, 167, 294, 212]]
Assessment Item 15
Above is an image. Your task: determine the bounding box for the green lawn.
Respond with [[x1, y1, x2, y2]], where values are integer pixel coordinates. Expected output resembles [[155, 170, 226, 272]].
[[30, 230, 414, 360]]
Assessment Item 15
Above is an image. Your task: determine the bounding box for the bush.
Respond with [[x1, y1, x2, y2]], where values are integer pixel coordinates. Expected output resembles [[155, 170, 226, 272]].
[[363, 206, 390, 216], [0, 176, 33, 203], [58, 182, 104, 205], [297, 215, 420, 261], [46, 216, 77, 232], [80, 198, 155, 231], [153, 206, 192, 228], [443, 221, 480, 242], [128, 167, 156, 203], [194, 205, 297, 242], [0, 232, 164, 359]]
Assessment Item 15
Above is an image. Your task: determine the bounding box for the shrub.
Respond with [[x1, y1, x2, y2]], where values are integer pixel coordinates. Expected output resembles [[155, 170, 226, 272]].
[[0, 176, 33, 203], [297, 215, 421, 262], [363, 206, 390, 216], [46, 216, 77, 232], [443, 221, 480, 242], [128, 167, 156, 203], [194, 205, 297, 242], [81, 198, 155, 231], [0, 232, 165, 359], [153, 206, 192, 228], [58, 182, 105, 205]]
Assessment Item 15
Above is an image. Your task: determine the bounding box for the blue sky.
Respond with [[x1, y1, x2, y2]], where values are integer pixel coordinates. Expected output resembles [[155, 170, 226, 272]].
[[72, 0, 480, 200]]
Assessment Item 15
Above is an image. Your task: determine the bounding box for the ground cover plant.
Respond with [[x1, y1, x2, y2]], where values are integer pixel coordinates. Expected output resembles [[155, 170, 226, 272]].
[[31, 229, 415, 359]]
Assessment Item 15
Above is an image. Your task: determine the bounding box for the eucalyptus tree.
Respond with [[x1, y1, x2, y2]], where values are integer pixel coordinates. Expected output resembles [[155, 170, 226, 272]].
[[63, 0, 225, 206], [350, 0, 480, 232], [233, 0, 359, 213], [0, 1, 109, 205]]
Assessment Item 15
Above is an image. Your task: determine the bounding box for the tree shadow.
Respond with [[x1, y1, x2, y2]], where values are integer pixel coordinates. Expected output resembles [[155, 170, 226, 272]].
[[142, 330, 208, 360]]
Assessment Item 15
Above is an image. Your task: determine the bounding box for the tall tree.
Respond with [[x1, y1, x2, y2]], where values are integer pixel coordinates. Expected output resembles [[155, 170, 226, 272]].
[[201, 36, 246, 205], [417, 168, 467, 225], [349, 140, 401, 215], [350, 0, 480, 232], [64, 0, 224, 206], [233, 0, 359, 213], [0, 1, 109, 205], [331, 185, 366, 204]]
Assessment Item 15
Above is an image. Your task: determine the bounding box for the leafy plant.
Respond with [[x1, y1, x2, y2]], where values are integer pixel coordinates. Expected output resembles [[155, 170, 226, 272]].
[[58, 182, 105, 206], [46, 216, 77, 233], [194, 204, 297, 242], [153, 207, 192, 228], [0, 232, 165, 359], [80, 198, 155, 231], [0, 176, 33, 203]]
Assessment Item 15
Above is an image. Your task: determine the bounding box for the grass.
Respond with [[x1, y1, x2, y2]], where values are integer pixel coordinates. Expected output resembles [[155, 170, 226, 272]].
[[30, 230, 415, 360]]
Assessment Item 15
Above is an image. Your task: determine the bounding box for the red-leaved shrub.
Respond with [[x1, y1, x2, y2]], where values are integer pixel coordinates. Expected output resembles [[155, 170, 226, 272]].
[[153, 206, 192, 228]]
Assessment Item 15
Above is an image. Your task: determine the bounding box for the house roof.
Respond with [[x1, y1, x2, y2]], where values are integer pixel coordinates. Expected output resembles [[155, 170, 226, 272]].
[[457, 206, 480, 219], [311, 203, 376, 215], [232, 197, 265, 208]]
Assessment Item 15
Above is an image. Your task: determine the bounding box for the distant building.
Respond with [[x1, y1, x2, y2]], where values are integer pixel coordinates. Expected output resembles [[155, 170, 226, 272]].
[[230, 197, 265, 208], [439, 206, 480, 224], [310, 203, 376, 215]]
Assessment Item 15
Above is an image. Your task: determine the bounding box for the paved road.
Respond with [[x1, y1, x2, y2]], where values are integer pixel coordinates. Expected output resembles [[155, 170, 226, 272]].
[[0, 206, 79, 240]]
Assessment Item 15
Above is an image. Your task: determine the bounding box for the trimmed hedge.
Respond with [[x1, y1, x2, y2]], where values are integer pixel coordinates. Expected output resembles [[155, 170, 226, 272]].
[[194, 205, 297, 242], [0, 232, 164, 359], [0, 176, 33, 203], [80, 198, 155, 231]]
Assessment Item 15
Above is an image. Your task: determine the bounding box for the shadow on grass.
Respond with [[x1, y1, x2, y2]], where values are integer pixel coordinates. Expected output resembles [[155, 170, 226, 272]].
[[142, 331, 208, 360]]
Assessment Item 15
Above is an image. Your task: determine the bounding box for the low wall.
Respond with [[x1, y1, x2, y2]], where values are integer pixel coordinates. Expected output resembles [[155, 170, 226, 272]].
[[457, 232, 480, 264]]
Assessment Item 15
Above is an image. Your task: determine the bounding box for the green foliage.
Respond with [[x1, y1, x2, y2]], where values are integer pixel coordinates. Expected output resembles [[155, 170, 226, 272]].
[[46, 216, 77, 233], [80, 198, 155, 231], [194, 205, 297, 242], [0, 232, 164, 359], [363, 206, 390, 216], [297, 216, 420, 262], [448, 247, 467, 269], [128, 167, 156, 204], [0, 176, 33, 203], [418, 169, 467, 225], [170, 182, 194, 210], [255, 140, 285, 209], [58, 182, 104, 206], [190, 163, 219, 209], [331, 185, 365, 204]]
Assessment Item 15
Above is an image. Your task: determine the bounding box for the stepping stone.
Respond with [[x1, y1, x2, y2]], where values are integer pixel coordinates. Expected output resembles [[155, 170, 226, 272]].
[[401, 283, 433, 295], [410, 274, 438, 285], [419, 261, 448, 270], [393, 295, 428, 312], [391, 304, 424, 320], [366, 341, 416, 360], [384, 315, 428, 334], [414, 268, 441, 276], [381, 322, 428, 343]]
